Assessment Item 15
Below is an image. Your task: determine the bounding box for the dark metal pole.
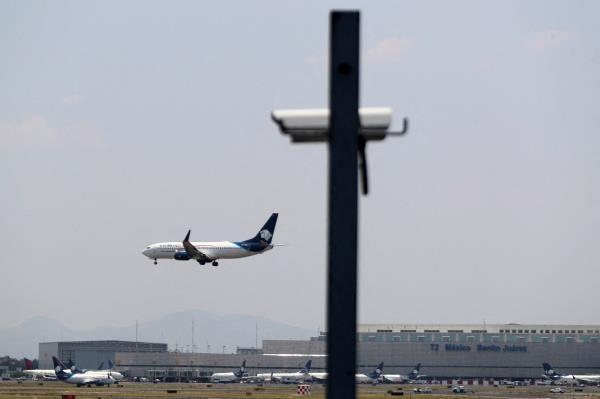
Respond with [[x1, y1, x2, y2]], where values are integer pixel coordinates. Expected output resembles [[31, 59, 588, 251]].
[[327, 10, 359, 399]]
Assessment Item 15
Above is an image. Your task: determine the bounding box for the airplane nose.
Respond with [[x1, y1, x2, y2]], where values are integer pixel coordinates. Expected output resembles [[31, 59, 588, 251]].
[[142, 248, 151, 257]]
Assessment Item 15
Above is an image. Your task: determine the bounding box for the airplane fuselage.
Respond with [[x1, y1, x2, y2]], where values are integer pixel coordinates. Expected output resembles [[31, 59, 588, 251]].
[[143, 241, 273, 261]]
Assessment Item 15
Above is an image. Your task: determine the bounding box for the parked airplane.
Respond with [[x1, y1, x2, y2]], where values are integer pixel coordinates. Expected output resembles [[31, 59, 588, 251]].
[[542, 362, 600, 385], [142, 213, 279, 266], [23, 358, 57, 381], [356, 362, 384, 384], [211, 360, 246, 383], [256, 360, 312, 383], [52, 356, 123, 387], [382, 363, 426, 383]]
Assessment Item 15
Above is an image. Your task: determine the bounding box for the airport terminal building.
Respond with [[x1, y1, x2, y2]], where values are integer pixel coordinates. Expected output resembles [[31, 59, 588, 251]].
[[39, 323, 600, 381]]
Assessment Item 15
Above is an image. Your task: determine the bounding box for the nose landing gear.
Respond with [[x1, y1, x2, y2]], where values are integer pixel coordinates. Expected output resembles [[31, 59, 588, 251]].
[[212, 261, 219, 267], [153, 259, 157, 265]]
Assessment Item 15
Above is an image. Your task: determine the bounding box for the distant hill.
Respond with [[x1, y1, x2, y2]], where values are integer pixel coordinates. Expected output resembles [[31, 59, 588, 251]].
[[0, 310, 314, 358]]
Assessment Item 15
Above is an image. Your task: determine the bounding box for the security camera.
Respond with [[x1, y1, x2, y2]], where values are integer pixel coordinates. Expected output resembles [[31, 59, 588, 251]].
[[271, 107, 393, 142]]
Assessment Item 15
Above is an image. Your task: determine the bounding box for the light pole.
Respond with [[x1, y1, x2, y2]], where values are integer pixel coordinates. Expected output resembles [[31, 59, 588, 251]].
[[271, 10, 408, 399]]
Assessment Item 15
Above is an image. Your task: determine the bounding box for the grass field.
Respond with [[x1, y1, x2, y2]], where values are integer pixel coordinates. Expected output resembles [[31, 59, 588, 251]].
[[1, 381, 599, 399]]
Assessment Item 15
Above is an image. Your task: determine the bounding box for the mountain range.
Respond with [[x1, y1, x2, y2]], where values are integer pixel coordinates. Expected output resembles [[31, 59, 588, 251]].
[[0, 310, 314, 358]]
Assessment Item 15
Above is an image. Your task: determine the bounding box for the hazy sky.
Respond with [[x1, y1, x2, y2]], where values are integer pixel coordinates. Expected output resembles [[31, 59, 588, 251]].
[[1, 0, 599, 333]]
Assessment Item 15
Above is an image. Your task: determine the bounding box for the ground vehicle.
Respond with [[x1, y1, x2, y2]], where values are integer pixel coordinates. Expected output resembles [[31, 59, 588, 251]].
[[550, 387, 565, 393], [413, 387, 432, 394], [452, 386, 465, 393]]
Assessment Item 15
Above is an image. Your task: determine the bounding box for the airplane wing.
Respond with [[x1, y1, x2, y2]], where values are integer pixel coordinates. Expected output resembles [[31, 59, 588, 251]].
[[182, 230, 212, 261], [574, 375, 600, 384]]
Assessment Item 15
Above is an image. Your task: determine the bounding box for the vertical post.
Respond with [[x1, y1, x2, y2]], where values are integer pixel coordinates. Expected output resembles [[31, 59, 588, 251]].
[[327, 10, 359, 399]]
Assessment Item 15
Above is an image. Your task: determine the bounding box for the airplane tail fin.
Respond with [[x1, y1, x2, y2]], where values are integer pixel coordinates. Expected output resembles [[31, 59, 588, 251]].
[[409, 363, 421, 378], [235, 359, 246, 377], [24, 358, 33, 370], [108, 360, 114, 369], [252, 213, 278, 245], [373, 362, 384, 378], [300, 360, 312, 373], [52, 356, 69, 379], [97, 361, 105, 370], [543, 363, 556, 376]]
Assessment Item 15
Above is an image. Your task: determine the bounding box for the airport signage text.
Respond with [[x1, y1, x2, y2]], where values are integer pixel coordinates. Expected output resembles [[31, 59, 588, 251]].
[[430, 344, 527, 353]]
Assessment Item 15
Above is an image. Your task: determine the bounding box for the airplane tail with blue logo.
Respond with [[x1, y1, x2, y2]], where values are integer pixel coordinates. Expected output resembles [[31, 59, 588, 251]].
[[246, 213, 278, 246], [52, 356, 70, 380], [234, 360, 246, 378], [543, 363, 560, 379], [408, 363, 421, 379], [300, 360, 312, 374], [370, 362, 384, 379]]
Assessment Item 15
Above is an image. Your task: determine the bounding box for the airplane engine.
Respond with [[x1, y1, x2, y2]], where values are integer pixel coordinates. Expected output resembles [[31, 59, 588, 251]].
[[174, 251, 191, 261]]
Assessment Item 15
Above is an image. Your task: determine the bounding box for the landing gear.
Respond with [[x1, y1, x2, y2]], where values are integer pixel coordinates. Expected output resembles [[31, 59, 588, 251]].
[[197, 260, 205, 265], [153, 259, 157, 265], [212, 261, 219, 267]]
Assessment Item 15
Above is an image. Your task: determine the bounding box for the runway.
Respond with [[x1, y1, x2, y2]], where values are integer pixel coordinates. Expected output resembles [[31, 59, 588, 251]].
[[1, 381, 600, 399]]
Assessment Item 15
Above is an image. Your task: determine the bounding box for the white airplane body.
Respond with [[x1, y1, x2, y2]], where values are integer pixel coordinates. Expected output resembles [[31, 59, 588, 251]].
[[52, 357, 123, 386], [310, 372, 328, 382], [211, 360, 246, 383], [256, 360, 312, 383], [142, 214, 279, 267], [382, 363, 426, 383], [356, 362, 384, 384], [23, 369, 57, 380], [542, 363, 600, 385]]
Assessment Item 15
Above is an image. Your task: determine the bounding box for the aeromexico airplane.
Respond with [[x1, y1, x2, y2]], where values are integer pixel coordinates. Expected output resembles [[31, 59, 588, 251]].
[[142, 213, 279, 267], [382, 363, 427, 383], [542, 362, 600, 385], [52, 357, 123, 387]]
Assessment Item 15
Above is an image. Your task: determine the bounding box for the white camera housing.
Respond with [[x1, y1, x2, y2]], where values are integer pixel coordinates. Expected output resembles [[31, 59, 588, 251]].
[[271, 107, 393, 142]]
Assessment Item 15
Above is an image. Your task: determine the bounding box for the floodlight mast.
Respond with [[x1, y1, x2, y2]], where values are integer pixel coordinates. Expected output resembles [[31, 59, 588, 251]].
[[271, 10, 409, 399]]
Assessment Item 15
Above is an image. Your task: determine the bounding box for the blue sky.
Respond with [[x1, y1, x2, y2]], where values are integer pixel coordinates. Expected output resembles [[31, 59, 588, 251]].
[[1, 1, 599, 334]]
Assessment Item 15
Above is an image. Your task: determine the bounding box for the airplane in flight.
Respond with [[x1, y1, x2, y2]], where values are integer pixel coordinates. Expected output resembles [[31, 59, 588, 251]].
[[382, 363, 426, 383], [355, 362, 384, 384], [142, 213, 279, 266], [256, 360, 312, 383], [210, 360, 246, 383], [52, 356, 123, 387], [542, 362, 600, 385]]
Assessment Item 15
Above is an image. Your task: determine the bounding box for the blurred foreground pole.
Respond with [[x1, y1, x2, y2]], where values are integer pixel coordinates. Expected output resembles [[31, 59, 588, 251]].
[[327, 10, 359, 399]]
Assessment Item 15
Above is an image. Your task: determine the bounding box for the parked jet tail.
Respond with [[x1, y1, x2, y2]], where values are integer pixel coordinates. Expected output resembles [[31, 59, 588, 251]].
[[248, 213, 278, 245], [543, 363, 560, 378], [52, 356, 70, 380], [370, 362, 384, 379], [24, 358, 34, 370], [234, 360, 247, 378], [409, 363, 421, 379], [108, 360, 114, 369], [300, 360, 312, 374]]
